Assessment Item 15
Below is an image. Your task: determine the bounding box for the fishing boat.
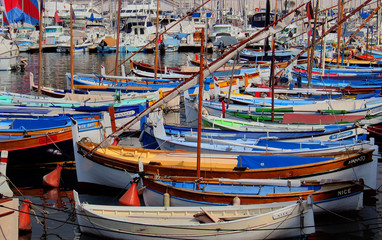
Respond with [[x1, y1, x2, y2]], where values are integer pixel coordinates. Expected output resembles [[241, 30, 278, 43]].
[[151, 116, 371, 155], [97, 36, 127, 53], [74, 190, 315, 240], [0, 113, 110, 166], [198, 98, 382, 125], [141, 119, 368, 150], [202, 114, 349, 132], [72, 118, 377, 193], [142, 177, 364, 214]]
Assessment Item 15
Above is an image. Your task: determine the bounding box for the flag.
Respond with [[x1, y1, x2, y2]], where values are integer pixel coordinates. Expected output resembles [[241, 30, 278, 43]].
[[306, 1, 314, 20], [54, 11, 64, 23], [306, 22, 312, 36], [306, 1, 314, 36], [71, 7, 76, 22]]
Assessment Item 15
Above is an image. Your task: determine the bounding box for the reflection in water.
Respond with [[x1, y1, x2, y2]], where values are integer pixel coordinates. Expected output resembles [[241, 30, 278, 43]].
[[2, 51, 199, 94], [14, 187, 76, 240]]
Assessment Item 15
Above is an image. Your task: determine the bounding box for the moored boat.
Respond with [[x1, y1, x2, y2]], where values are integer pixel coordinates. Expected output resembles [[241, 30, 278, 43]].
[[74, 190, 315, 240], [142, 177, 364, 214], [72, 117, 377, 193]]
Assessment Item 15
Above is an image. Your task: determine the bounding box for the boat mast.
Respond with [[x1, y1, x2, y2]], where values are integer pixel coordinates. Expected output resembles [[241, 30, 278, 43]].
[[114, 0, 122, 77], [107, 3, 305, 136], [70, 3, 74, 92], [340, 2, 382, 52], [307, 0, 319, 88], [336, 0, 343, 67], [38, 0, 44, 96], [197, 28, 204, 179], [321, 12, 327, 76], [270, 0, 278, 122], [275, 0, 372, 80], [154, 0, 160, 80]]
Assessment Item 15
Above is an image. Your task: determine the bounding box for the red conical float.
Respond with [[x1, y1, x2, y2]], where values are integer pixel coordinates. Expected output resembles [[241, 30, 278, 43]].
[[119, 178, 140, 206], [19, 199, 32, 232], [43, 163, 63, 188]]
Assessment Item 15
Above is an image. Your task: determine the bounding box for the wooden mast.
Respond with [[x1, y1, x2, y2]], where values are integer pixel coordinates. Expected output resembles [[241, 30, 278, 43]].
[[340, 2, 382, 51], [336, 0, 343, 67], [70, 3, 74, 92], [275, 0, 372, 80], [270, 0, 278, 122], [154, 0, 160, 80], [307, 0, 319, 88], [38, 0, 44, 96], [197, 28, 205, 178], [114, 0, 122, 77], [106, 0, 212, 75]]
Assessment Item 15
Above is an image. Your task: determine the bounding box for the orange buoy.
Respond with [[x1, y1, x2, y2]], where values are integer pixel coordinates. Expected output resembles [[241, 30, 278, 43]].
[[119, 178, 141, 206], [43, 163, 63, 188], [19, 199, 32, 232]]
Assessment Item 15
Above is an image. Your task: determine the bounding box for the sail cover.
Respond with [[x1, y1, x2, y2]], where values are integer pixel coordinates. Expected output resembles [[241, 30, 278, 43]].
[[1, 0, 40, 26]]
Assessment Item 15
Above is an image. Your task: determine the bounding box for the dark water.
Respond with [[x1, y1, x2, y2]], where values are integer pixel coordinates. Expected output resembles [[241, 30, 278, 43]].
[[5, 51, 382, 239], [0, 51, 197, 94]]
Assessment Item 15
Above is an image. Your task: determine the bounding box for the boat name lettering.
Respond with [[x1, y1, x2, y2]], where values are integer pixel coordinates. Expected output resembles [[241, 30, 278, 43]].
[[79, 123, 96, 129], [115, 110, 136, 117], [337, 188, 351, 196], [329, 131, 352, 140], [272, 208, 293, 220], [344, 155, 367, 166]]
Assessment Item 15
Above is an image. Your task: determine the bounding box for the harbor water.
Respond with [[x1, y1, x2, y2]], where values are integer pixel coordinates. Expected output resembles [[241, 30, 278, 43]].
[[5, 51, 382, 239]]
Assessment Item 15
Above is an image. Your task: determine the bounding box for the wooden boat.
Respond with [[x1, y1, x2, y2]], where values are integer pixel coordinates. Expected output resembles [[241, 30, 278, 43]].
[[324, 57, 382, 66], [74, 190, 315, 240], [1, 113, 112, 166], [73, 118, 377, 192], [0, 113, 102, 136], [292, 72, 382, 88], [151, 116, 371, 154], [239, 48, 306, 62], [131, 60, 261, 83], [152, 126, 371, 155], [0, 89, 152, 108], [202, 114, 339, 132], [141, 117, 368, 150], [142, 177, 364, 214], [218, 91, 382, 110], [69, 73, 243, 98], [200, 99, 382, 124]]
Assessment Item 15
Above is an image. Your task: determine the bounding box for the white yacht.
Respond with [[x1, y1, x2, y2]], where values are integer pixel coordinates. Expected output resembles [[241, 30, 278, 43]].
[[0, 36, 20, 70]]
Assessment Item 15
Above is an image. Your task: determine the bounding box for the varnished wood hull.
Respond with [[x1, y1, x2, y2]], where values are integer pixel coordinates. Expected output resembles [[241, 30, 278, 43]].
[[75, 140, 377, 191], [142, 178, 364, 214], [1, 130, 73, 166]]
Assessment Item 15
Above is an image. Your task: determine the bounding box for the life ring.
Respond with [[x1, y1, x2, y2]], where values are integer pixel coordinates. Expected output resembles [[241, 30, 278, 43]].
[[255, 8, 260, 12]]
